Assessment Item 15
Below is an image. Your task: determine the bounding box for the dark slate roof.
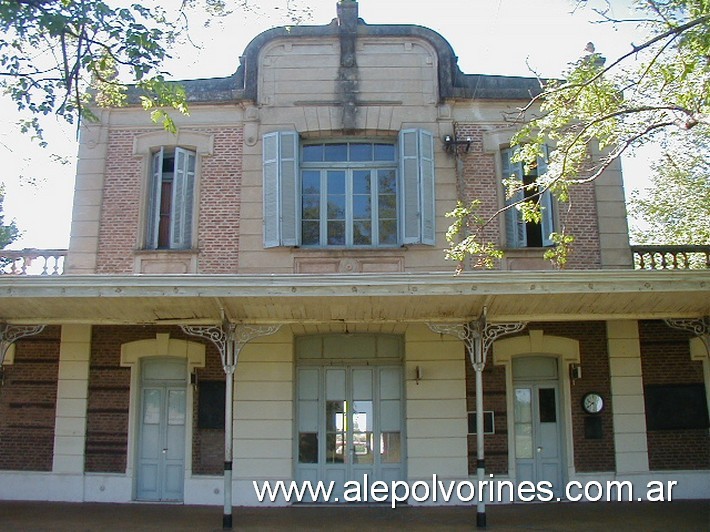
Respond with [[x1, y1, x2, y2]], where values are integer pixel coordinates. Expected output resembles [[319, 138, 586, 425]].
[[138, 16, 544, 104]]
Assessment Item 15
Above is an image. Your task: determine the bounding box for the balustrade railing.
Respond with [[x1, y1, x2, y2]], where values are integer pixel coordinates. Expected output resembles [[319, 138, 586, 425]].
[[631, 245, 710, 270], [0, 249, 67, 275]]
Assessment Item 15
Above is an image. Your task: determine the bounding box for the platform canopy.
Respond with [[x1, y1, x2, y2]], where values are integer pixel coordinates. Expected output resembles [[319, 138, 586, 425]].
[[0, 270, 708, 325]]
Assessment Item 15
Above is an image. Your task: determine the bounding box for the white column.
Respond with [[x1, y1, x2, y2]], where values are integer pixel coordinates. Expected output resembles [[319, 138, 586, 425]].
[[607, 320, 649, 473], [53, 324, 92, 474]]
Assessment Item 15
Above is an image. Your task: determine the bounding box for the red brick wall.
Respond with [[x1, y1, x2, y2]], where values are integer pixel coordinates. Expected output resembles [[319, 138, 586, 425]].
[[0, 327, 60, 471], [96, 127, 243, 274], [466, 322, 615, 475], [86, 325, 224, 474], [640, 320, 709, 471], [455, 124, 602, 269]]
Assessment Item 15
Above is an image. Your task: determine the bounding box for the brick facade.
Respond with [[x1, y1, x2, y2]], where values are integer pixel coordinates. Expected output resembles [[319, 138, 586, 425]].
[[639, 320, 710, 471], [0, 327, 61, 471], [466, 322, 615, 475], [96, 127, 243, 274], [455, 123, 602, 270], [85, 326, 225, 475]]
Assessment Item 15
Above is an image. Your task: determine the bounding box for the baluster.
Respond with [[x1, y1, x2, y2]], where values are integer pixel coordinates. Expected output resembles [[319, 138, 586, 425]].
[[41, 256, 49, 275]]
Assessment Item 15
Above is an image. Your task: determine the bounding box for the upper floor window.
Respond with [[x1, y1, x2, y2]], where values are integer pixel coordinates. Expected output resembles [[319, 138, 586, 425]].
[[300, 142, 397, 247], [263, 130, 435, 249], [501, 147, 554, 248], [146, 147, 196, 250]]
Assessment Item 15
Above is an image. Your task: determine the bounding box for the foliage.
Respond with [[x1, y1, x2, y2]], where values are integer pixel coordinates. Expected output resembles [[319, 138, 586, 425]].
[[0, 1, 309, 141], [446, 0, 709, 269], [629, 139, 710, 246], [445, 201, 504, 271], [0, 189, 19, 249]]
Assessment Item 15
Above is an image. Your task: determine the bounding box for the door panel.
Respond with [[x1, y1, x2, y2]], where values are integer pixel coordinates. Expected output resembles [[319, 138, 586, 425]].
[[296, 365, 403, 501], [136, 370, 186, 502], [514, 382, 563, 495]]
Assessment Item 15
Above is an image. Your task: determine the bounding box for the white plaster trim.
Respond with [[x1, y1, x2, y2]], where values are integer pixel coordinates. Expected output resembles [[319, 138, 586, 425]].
[[119, 333, 206, 500], [132, 130, 214, 156], [2, 343, 14, 364], [493, 331, 580, 490]]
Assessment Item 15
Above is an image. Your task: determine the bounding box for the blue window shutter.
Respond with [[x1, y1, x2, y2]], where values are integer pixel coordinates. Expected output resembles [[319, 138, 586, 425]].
[[279, 131, 299, 246], [170, 147, 196, 249], [146, 148, 163, 249], [501, 148, 526, 248], [263, 131, 299, 247], [419, 129, 436, 245], [399, 129, 436, 245], [538, 145, 554, 246]]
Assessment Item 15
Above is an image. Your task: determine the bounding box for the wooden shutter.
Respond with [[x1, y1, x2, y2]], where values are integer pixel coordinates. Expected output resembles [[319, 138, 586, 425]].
[[419, 130, 436, 246], [170, 147, 195, 249], [537, 146, 554, 246], [501, 148, 526, 247], [263, 131, 299, 248], [146, 148, 163, 249], [399, 129, 436, 245]]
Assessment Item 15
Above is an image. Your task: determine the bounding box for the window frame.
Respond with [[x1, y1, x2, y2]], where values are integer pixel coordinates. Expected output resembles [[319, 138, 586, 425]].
[[501, 146, 555, 249], [299, 140, 399, 248], [145, 146, 197, 250], [263, 129, 436, 249]]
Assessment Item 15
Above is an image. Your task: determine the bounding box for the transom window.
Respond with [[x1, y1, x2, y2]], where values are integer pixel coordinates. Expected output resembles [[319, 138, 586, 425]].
[[300, 142, 397, 247]]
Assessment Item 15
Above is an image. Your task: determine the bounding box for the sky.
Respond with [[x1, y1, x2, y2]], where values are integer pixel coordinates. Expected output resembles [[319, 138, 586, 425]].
[[0, 0, 655, 249]]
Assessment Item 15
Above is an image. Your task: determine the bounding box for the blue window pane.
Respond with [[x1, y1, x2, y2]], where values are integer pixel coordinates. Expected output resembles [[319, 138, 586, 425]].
[[302, 145, 323, 162], [350, 144, 373, 161], [379, 219, 397, 245], [378, 194, 397, 219], [378, 169, 396, 194], [302, 195, 320, 219], [327, 196, 345, 219], [353, 195, 371, 219], [353, 221, 371, 245], [302, 221, 320, 246], [328, 221, 345, 245], [324, 144, 348, 162], [353, 170, 371, 194], [374, 144, 395, 161], [302, 171, 321, 194], [328, 171, 345, 194]]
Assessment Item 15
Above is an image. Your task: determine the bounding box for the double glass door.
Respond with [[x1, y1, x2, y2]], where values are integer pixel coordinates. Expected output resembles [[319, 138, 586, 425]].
[[296, 365, 403, 501]]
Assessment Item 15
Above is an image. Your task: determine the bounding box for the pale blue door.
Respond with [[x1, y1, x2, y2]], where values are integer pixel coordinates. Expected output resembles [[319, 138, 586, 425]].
[[136, 359, 187, 501]]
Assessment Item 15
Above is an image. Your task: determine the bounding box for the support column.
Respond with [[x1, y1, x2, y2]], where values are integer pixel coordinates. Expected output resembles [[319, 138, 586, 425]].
[[429, 311, 525, 529], [52, 325, 92, 475], [182, 322, 280, 530], [607, 320, 649, 473]]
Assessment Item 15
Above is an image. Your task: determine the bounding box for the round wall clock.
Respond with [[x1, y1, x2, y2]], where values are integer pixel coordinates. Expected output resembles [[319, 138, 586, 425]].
[[582, 392, 604, 414]]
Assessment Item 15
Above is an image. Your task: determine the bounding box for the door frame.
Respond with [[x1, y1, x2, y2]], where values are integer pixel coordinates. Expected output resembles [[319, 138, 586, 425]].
[[294, 334, 406, 499], [492, 330, 580, 490], [120, 333, 205, 500]]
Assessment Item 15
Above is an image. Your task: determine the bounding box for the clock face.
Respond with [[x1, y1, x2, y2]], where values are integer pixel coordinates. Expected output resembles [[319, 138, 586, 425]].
[[583, 393, 604, 414]]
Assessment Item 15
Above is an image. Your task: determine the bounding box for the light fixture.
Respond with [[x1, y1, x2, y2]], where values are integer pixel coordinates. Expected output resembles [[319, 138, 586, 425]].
[[569, 363, 582, 384], [443, 134, 472, 154]]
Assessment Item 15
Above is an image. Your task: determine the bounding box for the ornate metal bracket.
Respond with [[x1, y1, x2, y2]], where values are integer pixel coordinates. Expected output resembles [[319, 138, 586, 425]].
[[181, 323, 281, 374], [664, 317, 710, 357], [0, 323, 46, 365], [428, 310, 526, 371]]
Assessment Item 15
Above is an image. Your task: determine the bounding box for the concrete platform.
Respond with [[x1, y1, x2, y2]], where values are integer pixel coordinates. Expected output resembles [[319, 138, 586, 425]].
[[0, 500, 708, 531]]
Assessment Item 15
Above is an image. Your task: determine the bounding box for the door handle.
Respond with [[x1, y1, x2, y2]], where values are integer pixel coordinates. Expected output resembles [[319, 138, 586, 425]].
[[162, 448, 168, 454], [536, 446, 543, 453]]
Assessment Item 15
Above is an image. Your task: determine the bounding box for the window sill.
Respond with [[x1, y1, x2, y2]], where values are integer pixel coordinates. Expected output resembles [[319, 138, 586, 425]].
[[501, 248, 554, 271], [134, 249, 199, 274], [293, 249, 405, 273]]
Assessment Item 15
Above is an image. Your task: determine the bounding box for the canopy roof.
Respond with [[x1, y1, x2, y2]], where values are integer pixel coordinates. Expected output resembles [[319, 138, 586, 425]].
[[1, 271, 707, 326]]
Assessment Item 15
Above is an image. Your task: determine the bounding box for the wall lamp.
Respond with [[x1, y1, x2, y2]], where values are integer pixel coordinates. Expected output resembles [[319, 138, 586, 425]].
[[443, 134, 472, 154]]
